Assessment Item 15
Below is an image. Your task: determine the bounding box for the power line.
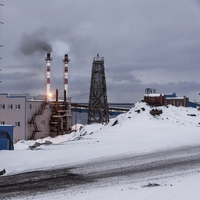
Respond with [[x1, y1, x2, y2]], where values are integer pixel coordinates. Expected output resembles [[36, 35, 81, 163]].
[[0, 3, 4, 84]]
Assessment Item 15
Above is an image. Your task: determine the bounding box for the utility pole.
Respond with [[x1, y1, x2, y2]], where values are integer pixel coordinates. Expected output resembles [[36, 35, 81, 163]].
[[0, 3, 4, 83]]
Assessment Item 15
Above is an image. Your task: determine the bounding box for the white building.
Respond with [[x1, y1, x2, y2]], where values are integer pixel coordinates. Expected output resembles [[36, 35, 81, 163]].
[[0, 93, 52, 143]]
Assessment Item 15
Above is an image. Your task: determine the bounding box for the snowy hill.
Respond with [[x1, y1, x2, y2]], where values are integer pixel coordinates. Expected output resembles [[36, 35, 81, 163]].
[[1, 101, 200, 199]]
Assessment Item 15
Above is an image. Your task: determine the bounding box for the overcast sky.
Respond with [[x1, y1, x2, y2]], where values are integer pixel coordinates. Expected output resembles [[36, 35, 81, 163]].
[[1, 0, 200, 103]]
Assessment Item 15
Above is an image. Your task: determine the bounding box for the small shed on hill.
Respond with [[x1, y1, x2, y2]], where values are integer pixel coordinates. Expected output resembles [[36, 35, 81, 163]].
[[144, 89, 189, 107], [144, 93, 165, 106]]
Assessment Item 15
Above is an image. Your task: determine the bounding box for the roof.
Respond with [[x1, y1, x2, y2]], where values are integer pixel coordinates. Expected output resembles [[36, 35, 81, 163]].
[[144, 93, 164, 97]]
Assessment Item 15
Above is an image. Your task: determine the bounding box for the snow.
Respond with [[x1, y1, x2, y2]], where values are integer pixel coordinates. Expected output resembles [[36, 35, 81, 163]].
[[19, 173, 200, 200], [1, 101, 200, 199], [144, 93, 164, 97]]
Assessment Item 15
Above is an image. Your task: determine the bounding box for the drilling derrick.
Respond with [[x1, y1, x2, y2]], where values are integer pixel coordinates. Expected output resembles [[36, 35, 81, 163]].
[[88, 54, 109, 124]]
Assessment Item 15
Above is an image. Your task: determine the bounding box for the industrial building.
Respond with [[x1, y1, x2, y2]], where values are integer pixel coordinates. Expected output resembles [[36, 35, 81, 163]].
[[144, 88, 189, 107], [0, 53, 72, 143]]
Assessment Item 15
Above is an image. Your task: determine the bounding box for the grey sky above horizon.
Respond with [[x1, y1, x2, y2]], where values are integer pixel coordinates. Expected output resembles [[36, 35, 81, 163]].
[[1, 0, 200, 103]]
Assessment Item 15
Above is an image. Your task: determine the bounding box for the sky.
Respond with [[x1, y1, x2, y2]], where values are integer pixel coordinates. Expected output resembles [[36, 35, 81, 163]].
[[1, 0, 200, 103]]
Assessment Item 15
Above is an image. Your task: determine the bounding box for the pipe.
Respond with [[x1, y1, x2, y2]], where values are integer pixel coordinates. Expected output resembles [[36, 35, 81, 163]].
[[64, 89, 66, 103]]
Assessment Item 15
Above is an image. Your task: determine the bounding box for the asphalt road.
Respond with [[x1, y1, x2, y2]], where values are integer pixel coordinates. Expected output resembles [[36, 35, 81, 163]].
[[0, 145, 200, 199]]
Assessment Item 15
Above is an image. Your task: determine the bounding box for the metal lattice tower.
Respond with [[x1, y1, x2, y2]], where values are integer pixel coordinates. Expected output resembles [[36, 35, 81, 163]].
[[87, 54, 109, 124]]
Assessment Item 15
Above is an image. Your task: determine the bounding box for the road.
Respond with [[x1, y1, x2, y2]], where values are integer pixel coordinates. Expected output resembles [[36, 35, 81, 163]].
[[0, 145, 200, 199]]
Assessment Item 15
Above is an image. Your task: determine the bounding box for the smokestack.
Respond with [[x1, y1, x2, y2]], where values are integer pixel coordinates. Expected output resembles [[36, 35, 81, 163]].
[[63, 54, 70, 97], [45, 53, 52, 98]]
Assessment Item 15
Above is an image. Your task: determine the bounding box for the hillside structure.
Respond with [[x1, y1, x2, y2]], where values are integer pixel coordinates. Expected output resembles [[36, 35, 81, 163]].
[[144, 88, 189, 107]]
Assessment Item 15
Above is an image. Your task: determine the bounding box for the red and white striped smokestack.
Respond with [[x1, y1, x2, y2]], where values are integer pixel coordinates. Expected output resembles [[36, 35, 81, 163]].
[[63, 54, 70, 97], [45, 53, 52, 98]]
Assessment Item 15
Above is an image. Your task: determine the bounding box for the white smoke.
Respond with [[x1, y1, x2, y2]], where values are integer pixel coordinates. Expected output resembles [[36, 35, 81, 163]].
[[52, 40, 70, 57]]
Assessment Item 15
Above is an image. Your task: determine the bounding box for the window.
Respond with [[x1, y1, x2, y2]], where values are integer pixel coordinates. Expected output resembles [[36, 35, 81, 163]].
[[0, 121, 5, 125], [29, 104, 32, 110], [0, 104, 5, 110], [41, 120, 45, 126], [15, 104, 20, 110], [8, 104, 13, 110], [177, 102, 182, 107], [15, 121, 20, 127]]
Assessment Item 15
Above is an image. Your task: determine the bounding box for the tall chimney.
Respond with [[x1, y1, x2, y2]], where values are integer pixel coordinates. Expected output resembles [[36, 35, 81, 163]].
[[45, 53, 52, 98], [63, 54, 70, 97]]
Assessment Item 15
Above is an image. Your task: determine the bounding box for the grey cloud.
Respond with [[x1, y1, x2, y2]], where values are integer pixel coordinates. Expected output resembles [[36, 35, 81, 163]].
[[107, 81, 200, 103], [1, 0, 200, 103]]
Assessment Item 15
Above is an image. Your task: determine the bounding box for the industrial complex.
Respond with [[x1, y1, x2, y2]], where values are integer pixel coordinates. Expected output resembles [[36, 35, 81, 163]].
[[0, 53, 72, 143], [0, 53, 111, 145], [0, 53, 200, 149]]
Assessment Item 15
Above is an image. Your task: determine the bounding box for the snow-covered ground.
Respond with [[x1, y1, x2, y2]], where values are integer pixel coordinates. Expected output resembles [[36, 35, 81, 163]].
[[1, 101, 200, 199], [20, 173, 200, 200]]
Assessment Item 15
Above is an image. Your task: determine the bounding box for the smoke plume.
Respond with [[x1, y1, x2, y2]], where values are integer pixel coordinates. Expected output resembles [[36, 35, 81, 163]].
[[20, 31, 52, 55]]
